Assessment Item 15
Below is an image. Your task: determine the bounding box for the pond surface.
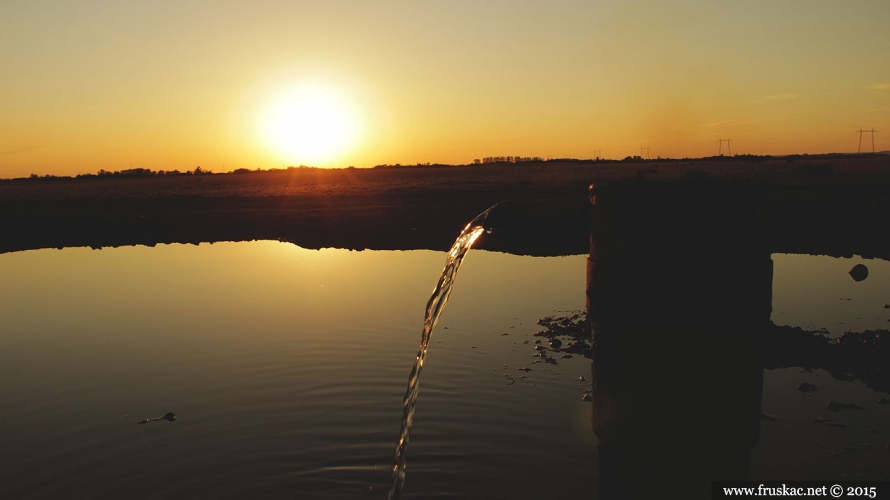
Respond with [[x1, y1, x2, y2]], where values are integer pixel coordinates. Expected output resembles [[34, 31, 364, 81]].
[[1, 243, 889, 499], [771, 253, 890, 336], [1, 242, 594, 500], [758, 253, 890, 483]]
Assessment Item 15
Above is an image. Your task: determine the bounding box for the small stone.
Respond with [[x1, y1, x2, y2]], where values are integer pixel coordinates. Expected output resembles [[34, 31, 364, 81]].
[[581, 394, 592, 402], [811, 416, 850, 428], [827, 401, 865, 412], [517, 367, 531, 372], [797, 382, 818, 393], [579, 376, 587, 382], [849, 264, 869, 282]]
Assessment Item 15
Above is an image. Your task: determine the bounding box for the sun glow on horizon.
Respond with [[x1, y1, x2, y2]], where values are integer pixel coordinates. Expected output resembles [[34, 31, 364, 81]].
[[2, 2, 889, 178], [258, 84, 362, 166]]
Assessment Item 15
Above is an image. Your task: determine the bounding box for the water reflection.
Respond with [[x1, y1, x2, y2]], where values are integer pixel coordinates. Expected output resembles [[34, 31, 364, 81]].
[[0, 242, 594, 500], [772, 253, 890, 335], [1, 228, 889, 499]]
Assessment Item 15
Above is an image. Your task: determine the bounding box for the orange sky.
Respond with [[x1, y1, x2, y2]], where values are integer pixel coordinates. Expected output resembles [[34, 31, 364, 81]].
[[2, 1, 888, 178]]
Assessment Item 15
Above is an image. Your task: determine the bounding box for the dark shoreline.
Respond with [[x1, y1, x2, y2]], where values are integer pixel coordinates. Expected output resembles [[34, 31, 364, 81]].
[[2, 157, 890, 257]]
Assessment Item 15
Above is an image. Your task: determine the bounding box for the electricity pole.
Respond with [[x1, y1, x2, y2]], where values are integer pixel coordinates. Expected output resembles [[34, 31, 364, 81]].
[[640, 147, 650, 160], [856, 128, 877, 153]]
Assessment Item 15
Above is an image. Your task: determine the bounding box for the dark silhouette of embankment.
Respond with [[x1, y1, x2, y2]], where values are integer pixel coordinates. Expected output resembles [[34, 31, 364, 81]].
[[2, 157, 889, 257]]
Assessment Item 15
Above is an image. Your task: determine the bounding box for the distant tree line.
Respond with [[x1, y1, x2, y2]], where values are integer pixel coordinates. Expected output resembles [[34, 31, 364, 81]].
[[373, 162, 449, 169], [3, 152, 880, 183], [7, 165, 327, 183], [232, 165, 317, 173], [86, 166, 212, 178], [16, 167, 213, 182], [473, 156, 545, 164]]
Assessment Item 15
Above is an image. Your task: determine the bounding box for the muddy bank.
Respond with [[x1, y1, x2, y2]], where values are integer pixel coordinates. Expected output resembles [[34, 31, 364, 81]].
[[2, 157, 890, 257], [0, 192, 590, 256], [764, 325, 890, 394]]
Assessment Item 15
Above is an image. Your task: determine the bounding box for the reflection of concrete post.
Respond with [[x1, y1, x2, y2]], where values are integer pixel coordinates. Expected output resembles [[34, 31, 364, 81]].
[[587, 181, 772, 499]]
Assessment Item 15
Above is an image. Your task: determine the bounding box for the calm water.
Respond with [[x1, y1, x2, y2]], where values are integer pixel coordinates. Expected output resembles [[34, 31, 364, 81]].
[[1, 243, 889, 499], [771, 253, 890, 336], [1, 242, 594, 500], [758, 253, 890, 482]]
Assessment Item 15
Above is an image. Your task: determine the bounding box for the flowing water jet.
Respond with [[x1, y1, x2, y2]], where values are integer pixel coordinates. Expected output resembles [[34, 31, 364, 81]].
[[387, 204, 497, 500]]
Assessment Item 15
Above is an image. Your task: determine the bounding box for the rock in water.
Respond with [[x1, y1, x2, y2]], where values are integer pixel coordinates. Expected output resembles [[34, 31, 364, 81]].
[[849, 264, 869, 282], [761, 412, 781, 422], [135, 411, 177, 424], [826, 401, 864, 412]]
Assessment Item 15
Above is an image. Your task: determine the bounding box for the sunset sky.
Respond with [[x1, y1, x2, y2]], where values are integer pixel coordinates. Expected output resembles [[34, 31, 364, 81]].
[[2, 0, 889, 178]]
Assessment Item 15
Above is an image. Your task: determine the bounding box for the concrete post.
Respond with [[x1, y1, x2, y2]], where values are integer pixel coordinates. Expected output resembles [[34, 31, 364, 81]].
[[587, 180, 772, 499]]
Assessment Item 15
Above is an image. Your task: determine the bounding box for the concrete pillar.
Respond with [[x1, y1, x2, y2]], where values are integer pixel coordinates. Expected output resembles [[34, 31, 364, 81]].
[[587, 180, 772, 499]]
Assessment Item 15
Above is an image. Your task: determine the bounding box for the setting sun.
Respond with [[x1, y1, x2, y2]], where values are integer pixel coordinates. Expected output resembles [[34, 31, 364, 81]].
[[258, 84, 361, 166], [1, 1, 888, 178]]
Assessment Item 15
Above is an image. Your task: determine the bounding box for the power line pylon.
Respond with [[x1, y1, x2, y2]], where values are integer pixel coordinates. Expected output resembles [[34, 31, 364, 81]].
[[856, 128, 877, 153], [717, 138, 732, 156], [593, 149, 601, 160], [640, 147, 650, 160]]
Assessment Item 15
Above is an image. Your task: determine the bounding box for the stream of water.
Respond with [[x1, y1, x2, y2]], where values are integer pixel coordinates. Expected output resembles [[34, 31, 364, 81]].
[[387, 205, 496, 499]]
